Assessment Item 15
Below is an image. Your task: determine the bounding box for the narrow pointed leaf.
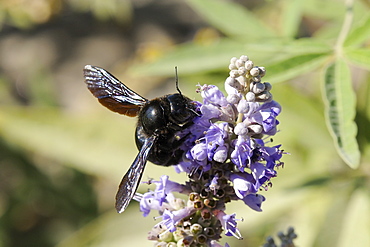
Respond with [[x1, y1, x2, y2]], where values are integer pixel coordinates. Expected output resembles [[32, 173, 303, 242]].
[[338, 189, 370, 247], [303, 0, 345, 19], [322, 59, 360, 168], [313, 186, 352, 247], [186, 0, 274, 39], [128, 39, 253, 76], [0, 107, 136, 179], [344, 14, 370, 47], [129, 39, 331, 77], [281, 0, 303, 38], [345, 48, 370, 69], [264, 53, 329, 83]]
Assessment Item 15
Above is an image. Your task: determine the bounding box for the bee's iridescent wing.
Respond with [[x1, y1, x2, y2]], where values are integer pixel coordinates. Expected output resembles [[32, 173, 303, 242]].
[[83, 65, 148, 117], [115, 134, 157, 213]]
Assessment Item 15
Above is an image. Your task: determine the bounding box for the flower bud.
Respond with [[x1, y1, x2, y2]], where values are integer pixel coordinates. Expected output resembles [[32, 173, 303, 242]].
[[234, 122, 248, 136], [264, 82, 272, 91], [230, 57, 238, 64], [227, 93, 240, 104], [259, 66, 266, 77], [245, 60, 254, 70], [240, 55, 249, 62], [225, 77, 236, 88], [228, 63, 237, 70], [229, 70, 239, 78], [237, 76, 246, 87], [235, 59, 245, 68], [248, 124, 263, 134], [213, 145, 228, 163], [227, 76, 243, 91], [237, 99, 249, 113], [238, 67, 247, 76], [251, 82, 265, 94], [245, 92, 255, 102], [252, 75, 261, 82], [256, 91, 272, 102], [250, 67, 260, 77], [220, 104, 236, 122], [225, 77, 239, 95]]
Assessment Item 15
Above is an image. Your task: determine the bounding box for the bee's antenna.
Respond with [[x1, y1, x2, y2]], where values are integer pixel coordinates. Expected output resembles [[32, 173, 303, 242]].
[[175, 66, 183, 96]]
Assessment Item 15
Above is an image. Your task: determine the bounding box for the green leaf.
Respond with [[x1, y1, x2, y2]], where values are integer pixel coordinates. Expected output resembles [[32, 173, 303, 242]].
[[185, 0, 274, 39], [313, 185, 352, 247], [128, 39, 251, 76], [303, 0, 345, 20], [263, 53, 329, 83], [129, 39, 331, 77], [322, 59, 360, 168], [338, 188, 370, 247], [0, 107, 136, 180], [281, 0, 303, 38], [345, 48, 370, 69], [344, 13, 370, 47]]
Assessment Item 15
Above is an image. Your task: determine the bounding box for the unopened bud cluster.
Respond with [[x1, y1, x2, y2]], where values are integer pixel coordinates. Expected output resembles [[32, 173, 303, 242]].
[[226, 55, 272, 103], [221, 55, 278, 140]]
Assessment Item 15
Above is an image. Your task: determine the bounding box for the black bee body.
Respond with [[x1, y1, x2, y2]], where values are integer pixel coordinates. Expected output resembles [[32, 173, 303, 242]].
[[83, 65, 198, 213], [135, 93, 196, 167]]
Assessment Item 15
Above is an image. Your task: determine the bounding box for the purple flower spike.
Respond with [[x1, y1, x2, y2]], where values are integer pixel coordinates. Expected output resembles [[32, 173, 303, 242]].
[[140, 55, 286, 246]]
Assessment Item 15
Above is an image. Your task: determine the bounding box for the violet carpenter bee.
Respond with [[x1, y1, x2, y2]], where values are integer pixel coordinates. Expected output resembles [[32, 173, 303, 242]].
[[83, 65, 199, 213]]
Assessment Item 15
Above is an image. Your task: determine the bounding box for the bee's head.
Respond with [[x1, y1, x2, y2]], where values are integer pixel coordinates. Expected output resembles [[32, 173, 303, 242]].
[[173, 66, 200, 118]]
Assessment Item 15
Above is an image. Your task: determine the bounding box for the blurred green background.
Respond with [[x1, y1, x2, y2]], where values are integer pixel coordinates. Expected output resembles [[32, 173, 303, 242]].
[[0, 0, 369, 246]]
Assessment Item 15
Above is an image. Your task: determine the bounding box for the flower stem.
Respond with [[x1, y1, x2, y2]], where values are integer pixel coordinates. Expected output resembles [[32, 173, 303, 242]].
[[335, 0, 354, 57]]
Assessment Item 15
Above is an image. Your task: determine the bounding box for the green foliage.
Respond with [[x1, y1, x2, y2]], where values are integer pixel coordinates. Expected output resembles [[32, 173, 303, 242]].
[[129, 0, 368, 170], [0, 0, 369, 246], [323, 59, 360, 168]]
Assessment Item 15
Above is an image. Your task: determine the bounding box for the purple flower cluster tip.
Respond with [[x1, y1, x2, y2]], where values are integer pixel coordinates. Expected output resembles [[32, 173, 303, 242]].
[[137, 55, 285, 246]]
